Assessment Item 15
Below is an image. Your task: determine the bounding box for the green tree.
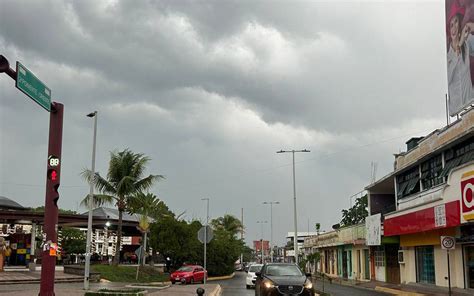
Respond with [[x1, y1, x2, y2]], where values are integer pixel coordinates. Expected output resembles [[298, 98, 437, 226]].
[[206, 227, 243, 276], [149, 216, 202, 269], [241, 245, 254, 263], [127, 192, 163, 266], [60, 227, 86, 255], [82, 149, 163, 265], [31, 206, 77, 215], [210, 214, 243, 237], [340, 194, 368, 227]]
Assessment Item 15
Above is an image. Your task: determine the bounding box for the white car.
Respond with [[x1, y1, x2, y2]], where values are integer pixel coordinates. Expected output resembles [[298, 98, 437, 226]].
[[245, 263, 263, 289]]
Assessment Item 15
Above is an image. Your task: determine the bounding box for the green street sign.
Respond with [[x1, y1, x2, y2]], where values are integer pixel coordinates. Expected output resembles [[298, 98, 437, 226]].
[[15, 61, 51, 112]]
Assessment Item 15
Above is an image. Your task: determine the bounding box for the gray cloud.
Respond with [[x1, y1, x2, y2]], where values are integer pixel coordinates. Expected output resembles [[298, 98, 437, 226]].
[[0, 0, 449, 245]]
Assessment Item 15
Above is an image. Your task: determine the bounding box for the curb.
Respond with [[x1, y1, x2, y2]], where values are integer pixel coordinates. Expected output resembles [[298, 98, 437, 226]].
[[125, 284, 170, 290], [0, 278, 83, 285], [375, 286, 425, 296], [314, 279, 391, 295], [207, 273, 235, 281], [208, 284, 222, 296]]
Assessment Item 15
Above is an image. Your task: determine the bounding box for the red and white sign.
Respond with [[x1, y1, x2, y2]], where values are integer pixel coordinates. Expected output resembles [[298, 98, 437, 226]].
[[384, 201, 460, 236], [461, 171, 474, 221]]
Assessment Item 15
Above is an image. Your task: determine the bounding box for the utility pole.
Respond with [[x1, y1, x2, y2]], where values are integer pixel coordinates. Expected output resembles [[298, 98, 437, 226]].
[[201, 198, 209, 284], [257, 221, 268, 264], [277, 149, 310, 263], [240, 208, 244, 266], [84, 111, 97, 290], [263, 201, 279, 262]]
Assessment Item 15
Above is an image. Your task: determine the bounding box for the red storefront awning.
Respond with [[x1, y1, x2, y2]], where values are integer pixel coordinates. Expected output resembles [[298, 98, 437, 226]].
[[384, 200, 460, 236]]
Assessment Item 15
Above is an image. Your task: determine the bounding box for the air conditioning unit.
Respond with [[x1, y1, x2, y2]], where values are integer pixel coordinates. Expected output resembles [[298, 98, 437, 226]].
[[398, 250, 405, 264]]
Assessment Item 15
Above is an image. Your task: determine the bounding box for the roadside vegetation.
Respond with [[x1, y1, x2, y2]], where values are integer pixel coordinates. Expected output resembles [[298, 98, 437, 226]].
[[91, 265, 168, 283]]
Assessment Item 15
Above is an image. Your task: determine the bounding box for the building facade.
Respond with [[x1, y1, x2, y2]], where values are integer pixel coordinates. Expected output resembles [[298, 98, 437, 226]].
[[366, 109, 474, 290], [304, 224, 370, 281]]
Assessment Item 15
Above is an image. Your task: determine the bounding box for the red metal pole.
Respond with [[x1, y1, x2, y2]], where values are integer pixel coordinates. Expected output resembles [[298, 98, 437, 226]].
[[39, 102, 63, 296]]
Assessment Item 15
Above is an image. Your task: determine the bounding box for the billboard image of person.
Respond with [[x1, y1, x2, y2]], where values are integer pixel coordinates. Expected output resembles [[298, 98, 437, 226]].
[[446, 0, 474, 116]]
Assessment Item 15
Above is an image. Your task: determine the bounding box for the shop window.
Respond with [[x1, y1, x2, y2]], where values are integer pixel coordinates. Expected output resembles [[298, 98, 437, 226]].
[[374, 249, 385, 267], [396, 167, 420, 199], [416, 246, 435, 284], [421, 154, 443, 190]]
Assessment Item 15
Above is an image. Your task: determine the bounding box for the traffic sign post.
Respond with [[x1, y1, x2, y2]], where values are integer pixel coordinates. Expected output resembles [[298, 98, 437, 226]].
[[40, 102, 64, 296], [198, 225, 212, 284], [198, 226, 213, 244], [0, 56, 62, 296], [441, 236, 455, 296], [16, 62, 51, 111]]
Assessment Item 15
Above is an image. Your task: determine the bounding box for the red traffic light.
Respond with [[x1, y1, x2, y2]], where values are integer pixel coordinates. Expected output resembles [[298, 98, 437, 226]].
[[48, 169, 58, 181]]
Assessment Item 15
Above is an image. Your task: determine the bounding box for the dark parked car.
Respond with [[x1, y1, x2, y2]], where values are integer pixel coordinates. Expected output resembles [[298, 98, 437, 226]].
[[254, 263, 315, 296]]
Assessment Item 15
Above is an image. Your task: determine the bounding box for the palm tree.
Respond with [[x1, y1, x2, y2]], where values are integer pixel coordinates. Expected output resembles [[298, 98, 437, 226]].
[[211, 214, 243, 237], [82, 149, 163, 265], [127, 192, 162, 266]]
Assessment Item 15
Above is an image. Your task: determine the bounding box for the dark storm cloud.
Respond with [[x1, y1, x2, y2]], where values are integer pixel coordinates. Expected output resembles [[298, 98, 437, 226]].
[[0, 0, 449, 244]]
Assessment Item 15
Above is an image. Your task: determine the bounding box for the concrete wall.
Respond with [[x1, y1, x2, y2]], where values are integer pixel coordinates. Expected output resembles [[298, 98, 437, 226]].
[[399, 246, 464, 288]]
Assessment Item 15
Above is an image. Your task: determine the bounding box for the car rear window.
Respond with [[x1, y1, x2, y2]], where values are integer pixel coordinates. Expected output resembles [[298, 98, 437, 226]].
[[249, 265, 263, 272]]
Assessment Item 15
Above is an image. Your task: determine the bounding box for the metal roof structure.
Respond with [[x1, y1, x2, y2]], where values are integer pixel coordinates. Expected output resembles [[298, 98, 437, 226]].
[[0, 196, 25, 210]]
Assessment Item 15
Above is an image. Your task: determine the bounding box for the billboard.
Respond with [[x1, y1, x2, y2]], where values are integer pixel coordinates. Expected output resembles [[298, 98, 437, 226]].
[[253, 240, 270, 252], [446, 0, 474, 115]]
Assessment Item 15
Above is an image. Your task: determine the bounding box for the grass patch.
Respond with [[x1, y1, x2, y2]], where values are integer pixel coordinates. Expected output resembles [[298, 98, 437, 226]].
[[315, 291, 331, 296], [91, 265, 169, 283]]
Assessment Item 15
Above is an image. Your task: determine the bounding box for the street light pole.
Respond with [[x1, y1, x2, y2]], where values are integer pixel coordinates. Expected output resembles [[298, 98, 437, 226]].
[[263, 201, 279, 262], [84, 111, 98, 290], [257, 221, 268, 264], [201, 198, 209, 284], [276, 149, 310, 264]]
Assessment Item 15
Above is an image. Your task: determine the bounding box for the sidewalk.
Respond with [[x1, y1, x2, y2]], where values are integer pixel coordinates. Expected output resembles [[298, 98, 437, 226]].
[[0, 282, 221, 296], [0, 270, 82, 285], [315, 277, 472, 296]]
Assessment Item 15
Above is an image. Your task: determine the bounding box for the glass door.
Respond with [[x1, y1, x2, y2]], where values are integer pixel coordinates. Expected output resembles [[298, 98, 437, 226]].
[[416, 246, 435, 284], [465, 245, 474, 289]]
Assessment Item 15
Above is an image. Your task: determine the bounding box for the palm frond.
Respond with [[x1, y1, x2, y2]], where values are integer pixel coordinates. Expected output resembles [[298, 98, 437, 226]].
[[80, 194, 115, 208], [134, 174, 164, 192], [81, 169, 116, 195]]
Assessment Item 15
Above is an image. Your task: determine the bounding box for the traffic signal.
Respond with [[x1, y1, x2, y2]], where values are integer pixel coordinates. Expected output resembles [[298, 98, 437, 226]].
[[47, 155, 60, 206]]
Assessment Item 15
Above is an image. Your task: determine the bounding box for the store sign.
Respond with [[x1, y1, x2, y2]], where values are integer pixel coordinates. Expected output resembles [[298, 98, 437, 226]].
[[366, 213, 381, 246], [461, 171, 474, 221], [435, 204, 447, 227]]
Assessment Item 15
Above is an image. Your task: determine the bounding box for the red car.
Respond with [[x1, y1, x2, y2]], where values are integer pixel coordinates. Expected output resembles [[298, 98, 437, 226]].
[[170, 265, 207, 284]]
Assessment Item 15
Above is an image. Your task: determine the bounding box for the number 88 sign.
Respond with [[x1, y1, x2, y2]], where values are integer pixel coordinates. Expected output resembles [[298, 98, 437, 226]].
[[48, 155, 60, 167]]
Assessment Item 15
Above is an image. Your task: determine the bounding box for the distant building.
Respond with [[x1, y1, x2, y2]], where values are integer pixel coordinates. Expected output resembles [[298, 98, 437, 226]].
[[285, 232, 318, 263]]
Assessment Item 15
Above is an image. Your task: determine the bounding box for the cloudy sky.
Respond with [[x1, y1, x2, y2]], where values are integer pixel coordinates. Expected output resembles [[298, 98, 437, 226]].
[[0, 0, 450, 246]]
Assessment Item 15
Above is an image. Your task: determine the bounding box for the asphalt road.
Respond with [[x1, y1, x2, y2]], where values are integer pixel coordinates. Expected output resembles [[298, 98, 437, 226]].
[[214, 272, 388, 296], [213, 271, 254, 296]]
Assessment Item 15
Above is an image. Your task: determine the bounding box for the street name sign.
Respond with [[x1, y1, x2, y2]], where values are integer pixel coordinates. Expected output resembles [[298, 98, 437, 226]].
[[16, 61, 51, 111], [198, 226, 213, 244]]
